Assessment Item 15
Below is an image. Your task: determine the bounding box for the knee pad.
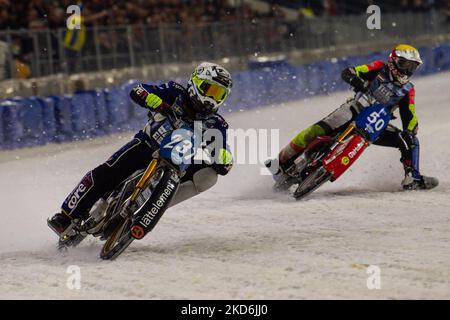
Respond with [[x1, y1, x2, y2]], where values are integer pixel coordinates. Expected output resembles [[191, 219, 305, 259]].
[[170, 167, 218, 207], [192, 167, 218, 192]]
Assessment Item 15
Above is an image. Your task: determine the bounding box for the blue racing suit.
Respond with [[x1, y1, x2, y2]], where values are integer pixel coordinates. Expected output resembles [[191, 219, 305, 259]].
[[61, 81, 233, 219]]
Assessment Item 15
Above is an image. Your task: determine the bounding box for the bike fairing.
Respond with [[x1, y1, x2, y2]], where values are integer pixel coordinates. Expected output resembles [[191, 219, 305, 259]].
[[320, 101, 392, 181]]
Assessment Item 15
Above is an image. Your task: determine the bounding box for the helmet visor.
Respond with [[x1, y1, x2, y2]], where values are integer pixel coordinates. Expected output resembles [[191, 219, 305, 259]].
[[192, 76, 229, 103], [394, 57, 420, 77]]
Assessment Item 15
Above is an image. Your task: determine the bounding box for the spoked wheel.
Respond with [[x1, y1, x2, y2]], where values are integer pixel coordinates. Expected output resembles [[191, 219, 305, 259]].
[[100, 217, 134, 260], [99, 165, 165, 260], [292, 167, 332, 200]]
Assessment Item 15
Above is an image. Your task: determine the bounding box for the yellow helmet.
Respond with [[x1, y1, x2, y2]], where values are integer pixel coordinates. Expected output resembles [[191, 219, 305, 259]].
[[388, 44, 422, 84]]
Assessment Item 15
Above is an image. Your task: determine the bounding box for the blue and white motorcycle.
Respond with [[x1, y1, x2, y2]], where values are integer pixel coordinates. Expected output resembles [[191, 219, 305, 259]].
[[56, 111, 201, 260]]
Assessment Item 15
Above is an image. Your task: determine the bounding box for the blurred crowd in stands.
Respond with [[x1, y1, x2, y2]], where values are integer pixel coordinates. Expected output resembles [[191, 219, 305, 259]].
[[0, 0, 267, 30], [296, 0, 450, 17], [0, 0, 449, 80], [1, 0, 449, 30]]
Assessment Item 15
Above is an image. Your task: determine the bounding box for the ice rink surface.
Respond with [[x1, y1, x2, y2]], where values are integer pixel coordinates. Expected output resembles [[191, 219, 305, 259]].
[[0, 72, 449, 299]]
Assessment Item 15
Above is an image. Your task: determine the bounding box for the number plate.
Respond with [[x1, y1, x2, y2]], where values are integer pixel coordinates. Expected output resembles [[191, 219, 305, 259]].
[[355, 103, 392, 142]]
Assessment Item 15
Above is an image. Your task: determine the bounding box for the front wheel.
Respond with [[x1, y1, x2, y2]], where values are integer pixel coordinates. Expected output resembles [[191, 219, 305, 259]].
[[99, 165, 177, 260], [292, 167, 332, 200], [100, 217, 134, 260]]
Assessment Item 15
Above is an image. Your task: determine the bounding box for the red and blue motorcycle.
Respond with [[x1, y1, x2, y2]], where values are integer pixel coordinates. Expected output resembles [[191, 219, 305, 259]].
[[275, 92, 395, 200]]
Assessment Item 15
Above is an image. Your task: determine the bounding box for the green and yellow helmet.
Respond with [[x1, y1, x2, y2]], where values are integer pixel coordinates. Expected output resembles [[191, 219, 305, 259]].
[[187, 62, 233, 115], [388, 44, 423, 84]]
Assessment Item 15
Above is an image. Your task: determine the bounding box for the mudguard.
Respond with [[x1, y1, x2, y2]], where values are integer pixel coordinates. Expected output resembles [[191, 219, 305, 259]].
[[130, 168, 180, 239], [322, 134, 368, 180]]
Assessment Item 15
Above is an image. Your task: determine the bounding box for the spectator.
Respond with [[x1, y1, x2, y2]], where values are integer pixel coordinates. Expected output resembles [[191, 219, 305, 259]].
[[446, 0, 450, 22], [27, 9, 47, 29], [267, 4, 286, 19], [1, 0, 447, 31], [323, 0, 337, 16], [0, 0, 262, 30]]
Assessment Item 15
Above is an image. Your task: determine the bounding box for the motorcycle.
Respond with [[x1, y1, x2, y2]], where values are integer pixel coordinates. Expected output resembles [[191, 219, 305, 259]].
[[274, 91, 394, 200], [49, 115, 200, 260]]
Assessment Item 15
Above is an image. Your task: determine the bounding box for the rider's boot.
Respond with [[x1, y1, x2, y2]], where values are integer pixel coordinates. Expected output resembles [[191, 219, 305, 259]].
[[265, 144, 306, 192], [48, 209, 91, 237], [401, 161, 439, 191], [400, 139, 439, 190], [401, 169, 439, 190], [266, 124, 325, 180], [48, 212, 87, 251], [265, 143, 304, 183], [48, 212, 72, 236]]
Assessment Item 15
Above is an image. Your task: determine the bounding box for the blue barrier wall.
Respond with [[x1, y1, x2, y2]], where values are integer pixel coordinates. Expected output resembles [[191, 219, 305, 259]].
[[1, 44, 450, 150]]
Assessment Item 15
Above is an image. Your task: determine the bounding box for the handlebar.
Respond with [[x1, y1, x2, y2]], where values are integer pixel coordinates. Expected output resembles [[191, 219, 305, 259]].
[[354, 89, 378, 107]]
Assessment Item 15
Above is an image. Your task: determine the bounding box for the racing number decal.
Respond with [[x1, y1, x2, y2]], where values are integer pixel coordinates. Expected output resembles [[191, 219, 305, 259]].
[[174, 136, 194, 161], [166, 134, 195, 161], [161, 130, 197, 165], [163, 133, 184, 149], [367, 109, 387, 132]]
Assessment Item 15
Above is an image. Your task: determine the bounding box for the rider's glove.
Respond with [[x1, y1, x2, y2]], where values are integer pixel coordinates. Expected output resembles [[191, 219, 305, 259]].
[[145, 93, 163, 110], [213, 148, 233, 176], [349, 76, 369, 93], [156, 95, 185, 124]]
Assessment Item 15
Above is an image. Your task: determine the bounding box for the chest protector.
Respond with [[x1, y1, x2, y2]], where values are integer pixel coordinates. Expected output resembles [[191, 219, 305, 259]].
[[368, 67, 413, 110]]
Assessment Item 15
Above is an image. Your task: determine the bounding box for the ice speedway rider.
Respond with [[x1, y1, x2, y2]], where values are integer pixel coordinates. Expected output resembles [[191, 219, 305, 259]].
[[48, 62, 234, 235], [267, 44, 438, 191]]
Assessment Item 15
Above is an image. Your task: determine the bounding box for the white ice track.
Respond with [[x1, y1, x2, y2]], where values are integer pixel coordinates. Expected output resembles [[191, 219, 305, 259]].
[[0, 72, 449, 299]]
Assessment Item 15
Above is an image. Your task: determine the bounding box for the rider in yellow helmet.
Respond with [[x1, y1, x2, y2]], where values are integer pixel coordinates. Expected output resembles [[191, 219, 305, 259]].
[[267, 44, 438, 191]]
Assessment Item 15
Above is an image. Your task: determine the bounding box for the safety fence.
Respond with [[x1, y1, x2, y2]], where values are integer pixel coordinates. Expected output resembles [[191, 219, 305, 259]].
[[1, 43, 450, 150]]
